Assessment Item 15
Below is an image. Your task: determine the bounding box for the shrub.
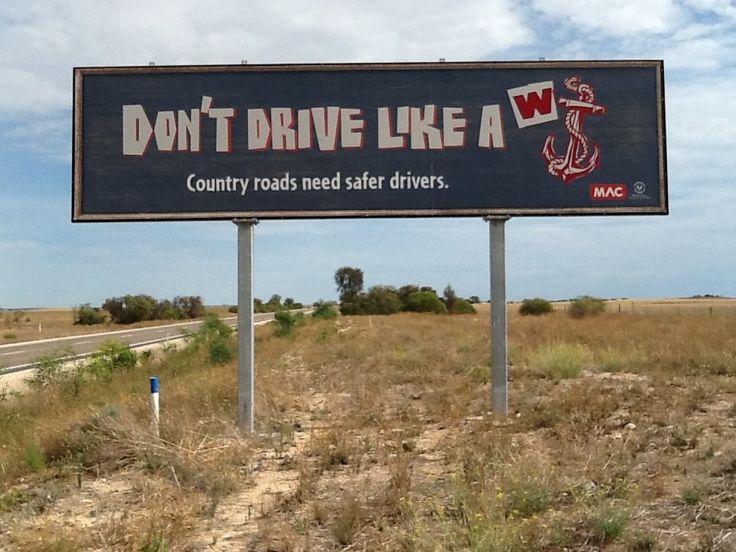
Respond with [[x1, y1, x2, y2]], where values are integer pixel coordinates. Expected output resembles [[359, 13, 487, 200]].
[[340, 300, 366, 316], [364, 286, 402, 315], [86, 340, 138, 378], [450, 298, 476, 314], [519, 297, 553, 316], [227, 305, 238, 313], [153, 300, 184, 320], [404, 291, 447, 314], [274, 310, 302, 337], [26, 349, 71, 390], [208, 338, 233, 365], [312, 301, 338, 320], [199, 314, 233, 341], [74, 303, 107, 325], [569, 295, 606, 318]]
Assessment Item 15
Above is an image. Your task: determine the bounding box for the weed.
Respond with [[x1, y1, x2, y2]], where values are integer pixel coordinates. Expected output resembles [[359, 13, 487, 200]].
[[312, 300, 338, 320], [588, 506, 629, 544], [682, 485, 704, 505], [529, 342, 592, 379], [331, 493, 363, 546], [3, 332, 16, 340], [504, 478, 551, 518], [140, 529, 169, 552], [24, 442, 46, 472], [0, 489, 30, 513], [630, 533, 657, 551], [25, 348, 72, 389]]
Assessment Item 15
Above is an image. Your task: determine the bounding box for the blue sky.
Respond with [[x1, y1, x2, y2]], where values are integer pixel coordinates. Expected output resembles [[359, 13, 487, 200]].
[[1, 0, 734, 308]]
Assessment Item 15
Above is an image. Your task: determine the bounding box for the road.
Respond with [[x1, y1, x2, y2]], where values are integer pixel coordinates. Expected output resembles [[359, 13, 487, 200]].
[[0, 313, 275, 375]]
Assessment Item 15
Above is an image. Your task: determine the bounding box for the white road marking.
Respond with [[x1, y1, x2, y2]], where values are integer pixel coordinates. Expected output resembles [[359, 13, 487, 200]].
[[0, 351, 24, 356]]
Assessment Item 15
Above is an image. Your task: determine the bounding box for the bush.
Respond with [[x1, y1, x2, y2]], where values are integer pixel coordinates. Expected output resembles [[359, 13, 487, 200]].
[[569, 295, 606, 319], [153, 299, 184, 320], [364, 286, 402, 315], [519, 297, 554, 316], [450, 298, 476, 314], [274, 310, 303, 337], [199, 314, 233, 341], [26, 349, 72, 390], [86, 340, 138, 379], [404, 291, 447, 314], [228, 305, 238, 313], [312, 301, 338, 320], [340, 300, 366, 316], [208, 338, 233, 365], [74, 303, 107, 325]]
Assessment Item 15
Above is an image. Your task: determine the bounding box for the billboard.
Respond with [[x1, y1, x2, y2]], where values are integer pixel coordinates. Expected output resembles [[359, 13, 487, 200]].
[[73, 61, 667, 221]]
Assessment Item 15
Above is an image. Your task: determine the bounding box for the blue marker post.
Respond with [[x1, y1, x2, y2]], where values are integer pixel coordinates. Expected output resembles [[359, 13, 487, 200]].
[[150, 376, 160, 437]]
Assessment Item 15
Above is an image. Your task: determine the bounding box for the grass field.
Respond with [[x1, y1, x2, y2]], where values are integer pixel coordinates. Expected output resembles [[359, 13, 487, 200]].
[[0, 305, 735, 550]]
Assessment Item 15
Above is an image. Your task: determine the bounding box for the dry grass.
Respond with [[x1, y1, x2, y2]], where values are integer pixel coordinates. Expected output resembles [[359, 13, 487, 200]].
[[0, 306, 234, 343], [1, 308, 735, 551]]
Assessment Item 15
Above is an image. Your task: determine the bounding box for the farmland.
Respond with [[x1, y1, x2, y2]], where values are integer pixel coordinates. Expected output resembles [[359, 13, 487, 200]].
[[0, 300, 735, 550]]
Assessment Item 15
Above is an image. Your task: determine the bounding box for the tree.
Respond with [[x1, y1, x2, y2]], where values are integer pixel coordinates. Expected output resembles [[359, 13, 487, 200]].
[[443, 284, 458, 312], [334, 267, 364, 302], [174, 295, 205, 318], [103, 294, 157, 324]]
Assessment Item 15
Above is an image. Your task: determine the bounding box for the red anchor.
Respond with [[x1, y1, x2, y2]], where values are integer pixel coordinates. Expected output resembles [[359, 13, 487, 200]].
[[542, 77, 606, 184]]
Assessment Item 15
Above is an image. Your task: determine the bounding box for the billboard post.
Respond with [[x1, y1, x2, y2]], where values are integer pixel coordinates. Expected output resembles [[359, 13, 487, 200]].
[[487, 217, 509, 416], [235, 219, 257, 434]]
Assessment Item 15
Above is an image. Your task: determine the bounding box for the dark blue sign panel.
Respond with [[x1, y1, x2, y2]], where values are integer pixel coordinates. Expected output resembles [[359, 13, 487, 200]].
[[73, 61, 667, 221]]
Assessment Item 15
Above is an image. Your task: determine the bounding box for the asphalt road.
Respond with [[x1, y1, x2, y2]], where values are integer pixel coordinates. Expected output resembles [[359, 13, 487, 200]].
[[0, 313, 274, 374]]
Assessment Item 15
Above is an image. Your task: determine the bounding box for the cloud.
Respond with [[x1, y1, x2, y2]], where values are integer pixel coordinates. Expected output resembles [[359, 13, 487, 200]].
[[0, 0, 533, 116], [530, 0, 683, 36]]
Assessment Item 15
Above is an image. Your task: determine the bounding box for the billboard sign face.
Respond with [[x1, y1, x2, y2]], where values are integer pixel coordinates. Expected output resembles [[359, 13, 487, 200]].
[[73, 61, 667, 221]]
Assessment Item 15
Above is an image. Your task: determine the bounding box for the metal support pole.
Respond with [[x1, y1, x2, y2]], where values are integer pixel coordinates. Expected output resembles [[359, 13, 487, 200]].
[[486, 216, 509, 416], [235, 219, 258, 434]]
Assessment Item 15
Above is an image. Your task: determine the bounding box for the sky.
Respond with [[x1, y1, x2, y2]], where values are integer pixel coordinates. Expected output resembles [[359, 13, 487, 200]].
[[1, 0, 734, 308]]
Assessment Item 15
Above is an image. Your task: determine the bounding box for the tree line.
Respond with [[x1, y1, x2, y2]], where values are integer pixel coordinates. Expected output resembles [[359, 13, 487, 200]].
[[75, 295, 206, 325], [334, 266, 477, 316]]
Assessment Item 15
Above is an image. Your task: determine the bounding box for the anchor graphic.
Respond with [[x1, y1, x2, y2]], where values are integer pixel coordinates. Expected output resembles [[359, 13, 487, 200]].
[[542, 76, 606, 184]]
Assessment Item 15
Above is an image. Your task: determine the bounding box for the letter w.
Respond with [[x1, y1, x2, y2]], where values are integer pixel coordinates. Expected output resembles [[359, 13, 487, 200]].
[[507, 81, 558, 128]]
